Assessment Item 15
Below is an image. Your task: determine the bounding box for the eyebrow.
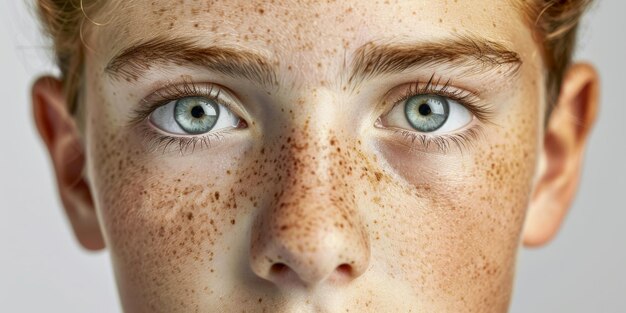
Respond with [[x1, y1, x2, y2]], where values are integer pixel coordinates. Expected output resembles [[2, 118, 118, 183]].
[[347, 35, 522, 86], [105, 36, 278, 87], [105, 35, 521, 88]]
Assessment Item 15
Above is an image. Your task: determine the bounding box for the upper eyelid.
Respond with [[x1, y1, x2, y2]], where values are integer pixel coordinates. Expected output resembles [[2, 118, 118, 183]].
[[382, 75, 480, 104], [379, 78, 495, 124], [129, 82, 242, 127], [144, 82, 231, 107], [380, 80, 476, 112], [391, 83, 477, 107], [128, 76, 492, 130]]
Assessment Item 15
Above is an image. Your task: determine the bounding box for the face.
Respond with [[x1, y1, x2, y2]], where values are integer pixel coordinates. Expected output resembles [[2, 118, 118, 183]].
[[75, 0, 547, 311]]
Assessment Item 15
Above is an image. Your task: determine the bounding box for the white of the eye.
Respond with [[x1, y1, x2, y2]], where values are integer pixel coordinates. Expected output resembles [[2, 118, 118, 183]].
[[384, 97, 473, 134], [149, 99, 239, 135]]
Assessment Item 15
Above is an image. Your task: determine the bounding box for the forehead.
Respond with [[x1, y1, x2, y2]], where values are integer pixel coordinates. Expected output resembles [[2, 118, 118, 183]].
[[92, 0, 532, 82]]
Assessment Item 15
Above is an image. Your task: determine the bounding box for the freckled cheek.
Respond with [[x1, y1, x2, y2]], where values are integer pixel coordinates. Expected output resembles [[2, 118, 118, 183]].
[[87, 119, 254, 267], [377, 123, 537, 217], [373, 130, 537, 260], [375, 140, 469, 185]]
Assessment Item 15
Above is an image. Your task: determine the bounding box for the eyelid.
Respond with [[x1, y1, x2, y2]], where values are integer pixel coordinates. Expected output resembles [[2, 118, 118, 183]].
[[380, 75, 493, 123], [128, 81, 248, 155], [385, 125, 486, 154], [136, 121, 236, 155], [374, 75, 496, 154], [130, 80, 246, 128]]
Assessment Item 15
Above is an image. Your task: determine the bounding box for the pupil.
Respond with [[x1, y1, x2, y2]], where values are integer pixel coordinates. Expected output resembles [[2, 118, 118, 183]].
[[190, 105, 205, 118], [418, 103, 432, 116]]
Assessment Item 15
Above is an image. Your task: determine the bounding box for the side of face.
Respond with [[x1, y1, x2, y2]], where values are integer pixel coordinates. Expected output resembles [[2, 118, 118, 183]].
[[32, 0, 599, 312]]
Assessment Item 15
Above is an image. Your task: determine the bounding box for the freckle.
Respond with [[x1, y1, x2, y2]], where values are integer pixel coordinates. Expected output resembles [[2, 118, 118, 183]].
[[374, 172, 383, 182], [230, 219, 236, 225], [215, 191, 220, 200]]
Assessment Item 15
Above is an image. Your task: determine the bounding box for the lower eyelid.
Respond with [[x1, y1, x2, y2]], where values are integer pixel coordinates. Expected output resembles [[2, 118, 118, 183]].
[[375, 122, 485, 154], [133, 112, 248, 155], [141, 124, 235, 155]]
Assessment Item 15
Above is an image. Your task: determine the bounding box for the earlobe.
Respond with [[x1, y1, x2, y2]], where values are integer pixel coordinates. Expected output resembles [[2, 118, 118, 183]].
[[32, 76, 105, 251], [523, 63, 599, 247]]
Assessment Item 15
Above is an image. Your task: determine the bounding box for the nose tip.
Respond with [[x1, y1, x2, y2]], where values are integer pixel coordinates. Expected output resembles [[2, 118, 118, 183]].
[[249, 216, 370, 288]]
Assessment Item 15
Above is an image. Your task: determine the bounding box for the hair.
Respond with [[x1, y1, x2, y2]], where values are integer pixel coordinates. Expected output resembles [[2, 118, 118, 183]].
[[36, 0, 107, 113], [36, 0, 594, 114], [517, 0, 594, 114]]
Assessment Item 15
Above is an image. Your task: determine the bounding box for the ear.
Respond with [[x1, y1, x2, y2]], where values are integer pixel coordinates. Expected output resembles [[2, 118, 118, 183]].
[[523, 63, 600, 247], [32, 76, 105, 251]]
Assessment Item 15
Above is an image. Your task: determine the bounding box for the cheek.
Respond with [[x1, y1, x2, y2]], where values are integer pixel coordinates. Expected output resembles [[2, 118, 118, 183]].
[[86, 99, 257, 307], [371, 104, 539, 307]]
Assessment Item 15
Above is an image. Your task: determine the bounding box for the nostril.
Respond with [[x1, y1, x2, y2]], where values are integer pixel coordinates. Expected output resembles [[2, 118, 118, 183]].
[[328, 263, 355, 284], [268, 263, 300, 285], [267, 262, 355, 286], [336, 263, 353, 276], [270, 263, 289, 276]]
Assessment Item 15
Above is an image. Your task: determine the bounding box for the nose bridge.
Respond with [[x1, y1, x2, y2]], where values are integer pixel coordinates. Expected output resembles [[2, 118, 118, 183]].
[[266, 89, 353, 208], [249, 94, 370, 287]]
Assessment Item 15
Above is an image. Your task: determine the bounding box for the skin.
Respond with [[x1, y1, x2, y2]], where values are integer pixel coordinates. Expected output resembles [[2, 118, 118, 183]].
[[32, 0, 599, 312]]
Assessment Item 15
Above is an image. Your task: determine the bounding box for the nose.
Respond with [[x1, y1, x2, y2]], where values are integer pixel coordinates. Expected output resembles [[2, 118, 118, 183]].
[[249, 136, 370, 288], [249, 195, 371, 287]]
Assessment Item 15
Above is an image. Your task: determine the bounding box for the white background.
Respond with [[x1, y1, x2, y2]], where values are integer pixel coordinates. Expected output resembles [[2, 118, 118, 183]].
[[1, 0, 624, 312]]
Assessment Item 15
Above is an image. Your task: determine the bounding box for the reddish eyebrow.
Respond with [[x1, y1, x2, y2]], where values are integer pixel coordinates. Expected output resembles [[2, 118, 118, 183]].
[[105, 36, 278, 87], [348, 35, 522, 86], [106, 35, 521, 88]]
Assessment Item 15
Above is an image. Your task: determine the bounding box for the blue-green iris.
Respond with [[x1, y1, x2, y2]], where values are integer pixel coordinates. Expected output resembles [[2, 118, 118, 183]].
[[174, 97, 219, 134], [404, 94, 449, 132]]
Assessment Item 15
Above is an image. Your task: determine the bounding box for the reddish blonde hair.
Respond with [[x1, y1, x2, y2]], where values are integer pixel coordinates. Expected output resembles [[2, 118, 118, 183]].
[[36, 0, 594, 113], [518, 0, 594, 113]]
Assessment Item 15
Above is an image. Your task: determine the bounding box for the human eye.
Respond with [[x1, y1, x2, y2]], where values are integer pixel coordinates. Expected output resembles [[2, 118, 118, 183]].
[[377, 76, 493, 153], [150, 96, 240, 135], [131, 81, 247, 154], [381, 93, 472, 134]]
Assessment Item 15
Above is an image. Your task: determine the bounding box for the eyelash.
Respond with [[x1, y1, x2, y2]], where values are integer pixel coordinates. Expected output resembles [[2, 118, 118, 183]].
[[391, 126, 485, 155], [384, 75, 494, 153], [131, 80, 241, 154], [133, 75, 493, 155], [138, 124, 233, 155]]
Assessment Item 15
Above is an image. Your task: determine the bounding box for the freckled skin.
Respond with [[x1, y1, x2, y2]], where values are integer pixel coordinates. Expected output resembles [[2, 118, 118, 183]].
[[83, 0, 545, 312]]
